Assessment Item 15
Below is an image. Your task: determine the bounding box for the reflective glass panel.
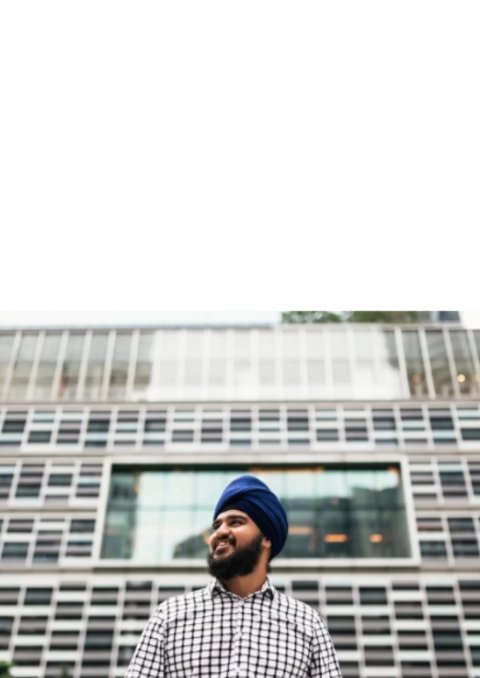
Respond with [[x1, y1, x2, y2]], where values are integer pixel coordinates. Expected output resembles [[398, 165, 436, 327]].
[[84, 332, 108, 399], [426, 331, 455, 396], [448, 330, 479, 395], [9, 333, 39, 399], [132, 331, 155, 397], [58, 332, 85, 400], [0, 333, 15, 391], [108, 332, 132, 399], [402, 330, 428, 396], [375, 330, 403, 397], [101, 464, 411, 562], [353, 329, 376, 397], [32, 333, 61, 400]]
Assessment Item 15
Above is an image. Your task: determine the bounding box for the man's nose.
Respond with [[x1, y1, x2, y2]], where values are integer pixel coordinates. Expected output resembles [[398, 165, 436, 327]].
[[214, 522, 229, 539]]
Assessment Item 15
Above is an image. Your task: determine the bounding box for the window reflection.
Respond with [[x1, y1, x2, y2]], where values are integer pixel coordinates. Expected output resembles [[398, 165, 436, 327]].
[[108, 332, 132, 399], [0, 333, 15, 393], [426, 331, 455, 397], [402, 330, 428, 396], [101, 465, 411, 562], [376, 330, 403, 398], [353, 329, 376, 398], [84, 332, 108, 399], [9, 333, 38, 399], [32, 333, 61, 400], [58, 333, 85, 400], [448, 330, 479, 395]]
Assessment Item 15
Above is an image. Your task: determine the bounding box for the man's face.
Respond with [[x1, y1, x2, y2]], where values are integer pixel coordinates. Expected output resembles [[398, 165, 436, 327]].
[[207, 509, 269, 579]]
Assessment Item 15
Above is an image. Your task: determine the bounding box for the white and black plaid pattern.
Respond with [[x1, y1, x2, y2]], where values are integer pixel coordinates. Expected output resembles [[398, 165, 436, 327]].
[[125, 579, 342, 677]]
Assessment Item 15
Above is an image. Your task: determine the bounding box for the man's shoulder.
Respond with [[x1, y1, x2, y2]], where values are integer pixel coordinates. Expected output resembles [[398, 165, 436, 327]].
[[153, 586, 211, 619], [273, 589, 325, 627]]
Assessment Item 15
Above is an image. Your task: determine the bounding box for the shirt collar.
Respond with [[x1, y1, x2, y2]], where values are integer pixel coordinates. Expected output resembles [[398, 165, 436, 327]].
[[208, 577, 276, 600]]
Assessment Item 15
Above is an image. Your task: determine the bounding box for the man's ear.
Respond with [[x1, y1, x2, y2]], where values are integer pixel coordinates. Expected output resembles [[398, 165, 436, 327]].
[[262, 536, 272, 552]]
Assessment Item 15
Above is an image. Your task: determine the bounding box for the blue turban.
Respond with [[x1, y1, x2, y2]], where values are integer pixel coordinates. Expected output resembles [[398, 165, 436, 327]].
[[213, 475, 289, 559]]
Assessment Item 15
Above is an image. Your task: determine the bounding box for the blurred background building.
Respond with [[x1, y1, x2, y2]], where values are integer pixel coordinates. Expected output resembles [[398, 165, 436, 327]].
[[0, 313, 479, 677]]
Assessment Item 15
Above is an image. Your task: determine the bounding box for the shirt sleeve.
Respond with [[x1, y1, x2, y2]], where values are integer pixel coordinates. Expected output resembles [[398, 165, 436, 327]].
[[309, 614, 343, 677], [124, 608, 165, 678]]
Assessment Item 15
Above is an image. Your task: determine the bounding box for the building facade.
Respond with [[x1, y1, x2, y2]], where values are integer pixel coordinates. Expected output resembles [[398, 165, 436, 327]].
[[0, 322, 479, 678]]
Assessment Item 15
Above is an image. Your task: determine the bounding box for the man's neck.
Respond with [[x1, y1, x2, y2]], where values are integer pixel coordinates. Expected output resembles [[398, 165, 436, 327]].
[[219, 570, 268, 598]]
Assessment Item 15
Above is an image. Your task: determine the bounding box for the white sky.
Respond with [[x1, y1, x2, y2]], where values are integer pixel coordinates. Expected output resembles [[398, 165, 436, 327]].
[[1, 2, 479, 320]]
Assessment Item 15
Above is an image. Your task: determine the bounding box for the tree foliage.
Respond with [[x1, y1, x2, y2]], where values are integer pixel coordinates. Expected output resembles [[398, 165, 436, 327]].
[[281, 311, 343, 323], [0, 661, 13, 678], [282, 311, 431, 324]]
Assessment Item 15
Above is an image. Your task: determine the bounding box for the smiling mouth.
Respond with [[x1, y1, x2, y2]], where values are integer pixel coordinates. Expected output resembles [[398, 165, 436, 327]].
[[214, 542, 234, 556]]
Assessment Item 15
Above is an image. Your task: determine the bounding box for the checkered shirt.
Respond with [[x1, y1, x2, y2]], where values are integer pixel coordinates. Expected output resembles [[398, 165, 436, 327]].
[[125, 578, 342, 677]]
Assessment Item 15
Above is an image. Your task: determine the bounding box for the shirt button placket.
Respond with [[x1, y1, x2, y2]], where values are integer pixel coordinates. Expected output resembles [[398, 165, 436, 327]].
[[230, 599, 242, 676]]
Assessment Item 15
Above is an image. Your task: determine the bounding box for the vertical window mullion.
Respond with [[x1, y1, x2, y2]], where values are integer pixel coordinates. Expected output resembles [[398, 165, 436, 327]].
[[2, 331, 21, 400], [126, 330, 140, 399], [466, 328, 480, 391], [394, 327, 410, 398], [26, 331, 45, 402], [50, 331, 69, 402], [101, 331, 116, 401], [418, 328, 436, 399], [75, 331, 91, 401], [443, 328, 460, 398]]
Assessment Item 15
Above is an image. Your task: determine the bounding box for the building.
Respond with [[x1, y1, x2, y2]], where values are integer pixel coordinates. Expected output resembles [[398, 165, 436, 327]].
[[0, 321, 479, 678]]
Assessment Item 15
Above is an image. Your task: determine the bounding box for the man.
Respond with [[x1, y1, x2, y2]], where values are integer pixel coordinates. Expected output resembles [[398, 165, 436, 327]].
[[125, 475, 342, 677]]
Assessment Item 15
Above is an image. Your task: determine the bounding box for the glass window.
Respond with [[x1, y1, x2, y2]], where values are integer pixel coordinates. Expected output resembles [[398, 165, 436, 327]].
[[402, 330, 428, 396], [132, 331, 155, 398], [233, 331, 251, 360], [307, 360, 325, 385], [108, 332, 132, 399], [448, 330, 479, 395], [207, 360, 226, 386], [375, 330, 403, 397], [184, 360, 202, 386], [259, 360, 276, 385], [0, 333, 15, 390], [185, 331, 204, 359], [9, 333, 39, 399], [353, 329, 376, 397], [233, 360, 254, 388], [209, 331, 228, 359], [306, 330, 325, 359], [426, 331, 455, 397], [83, 332, 108, 399], [32, 332, 61, 400], [257, 330, 275, 361], [474, 331, 480, 366], [281, 330, 301, 358], [282, 360, 301, 385], [101, 464, 411, 563], [58, 332, 85, 400]]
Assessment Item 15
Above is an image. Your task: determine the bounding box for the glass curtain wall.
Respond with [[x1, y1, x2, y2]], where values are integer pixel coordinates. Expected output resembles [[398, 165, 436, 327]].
[[101, 465, 411, 562], [9, 333, 38, 400], [426, 331, 455, 397], [58, 332, 85, 400], [0, 333, 15, 395], [3, 325, 480, 401], [32, 333, 61, 400], [108, 332, 132, 400], [402, 330, 429, 397], [132, 331, 155, 400], [449, 330, 479, 396], [84, 332, 108, 400]]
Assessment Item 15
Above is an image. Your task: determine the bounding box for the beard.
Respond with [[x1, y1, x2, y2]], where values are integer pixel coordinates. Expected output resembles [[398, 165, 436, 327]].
[[207, 533, 263, 580]]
